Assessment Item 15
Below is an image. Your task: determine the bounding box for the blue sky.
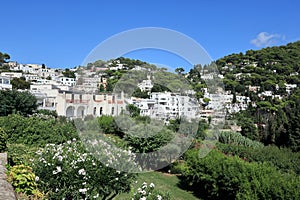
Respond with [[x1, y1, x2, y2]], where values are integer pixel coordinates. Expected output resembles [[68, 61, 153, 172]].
[[1, 0, 300, 70]]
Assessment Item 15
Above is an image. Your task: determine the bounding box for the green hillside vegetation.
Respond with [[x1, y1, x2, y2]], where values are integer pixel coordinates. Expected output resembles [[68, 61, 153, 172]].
[[214, 41, 300, 150]]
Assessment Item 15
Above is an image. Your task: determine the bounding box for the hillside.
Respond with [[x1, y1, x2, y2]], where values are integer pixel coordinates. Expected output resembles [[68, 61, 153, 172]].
[[213, 41, 300, 150]]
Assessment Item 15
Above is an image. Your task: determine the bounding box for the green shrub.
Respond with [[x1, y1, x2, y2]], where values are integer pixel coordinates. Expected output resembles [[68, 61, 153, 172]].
[[0, 127, 7, 152], [176, 149, 300, 199], [0, 114, 78, 147], [7, 143, 40, 166], [217, 143, 300, 174], [219, 131, 264, 148], [7, 164, 43, 198]]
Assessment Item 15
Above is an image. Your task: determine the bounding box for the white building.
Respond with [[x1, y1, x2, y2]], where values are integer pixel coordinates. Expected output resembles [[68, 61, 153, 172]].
[[58, 77, 76, 86], [24, 74, 39, 82], [132, 92, 200, 122], [1, 72, 23, 79], [30, 84, 125, 118], [0, 76, 12, 90], [137, 76, 153, 92]]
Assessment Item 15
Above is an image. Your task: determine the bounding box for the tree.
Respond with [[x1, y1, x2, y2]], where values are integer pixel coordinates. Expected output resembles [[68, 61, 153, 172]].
[[232, 91, 237, 103], [126, 104, 141, 117], [0, 90, 37, 116], [175, 67, 185, 75], [237, 115, 259, 141], [132, 88, 149, 98], [11, 77, 30, 90], [62, 68, 76, 78], [98, 115, 120, 135], [151, 83, 171, 93], [0, 52, 10, 65], [99, 84, 105, 92]]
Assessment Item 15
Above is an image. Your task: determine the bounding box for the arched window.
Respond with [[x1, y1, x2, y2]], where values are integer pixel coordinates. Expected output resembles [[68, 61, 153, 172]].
[[100, 107, 103, 115], [93, 107, 97, 115]]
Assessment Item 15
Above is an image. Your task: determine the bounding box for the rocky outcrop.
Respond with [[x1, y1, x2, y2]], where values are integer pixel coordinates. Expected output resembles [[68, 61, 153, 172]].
[[0, 153, 16, 200]]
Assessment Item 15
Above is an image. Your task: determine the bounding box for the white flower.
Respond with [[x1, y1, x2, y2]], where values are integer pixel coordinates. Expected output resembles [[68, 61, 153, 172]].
[[149, 183, 155, 188], [142, 182, 147, 189], [157, 195, 162, 200], [115, 177, 119, 181], [79, 188, 87, 194], [56, 166, 62, 173], [35, 176, 39, 182], [53, 166, 62, 175], [58, 155, 63, 161], [93, 194, 99, 199], [78, 168, 86, 175], [140, 197, 147, 200]]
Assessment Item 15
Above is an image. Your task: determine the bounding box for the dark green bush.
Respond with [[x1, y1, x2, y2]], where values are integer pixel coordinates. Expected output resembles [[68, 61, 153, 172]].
[[7, 143, 40, 166], [0, 114, 79, 147], [176, 149, 300, 199], [217, 143, 300, 174], [0, 127, 7, 152]]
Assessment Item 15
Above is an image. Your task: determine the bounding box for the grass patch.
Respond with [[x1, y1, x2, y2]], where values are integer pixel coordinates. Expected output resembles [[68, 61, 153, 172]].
[[115, 171, 199, 200]]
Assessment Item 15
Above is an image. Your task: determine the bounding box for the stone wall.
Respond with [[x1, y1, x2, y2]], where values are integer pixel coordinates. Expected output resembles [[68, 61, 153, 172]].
[[0, 153, 16, 200]]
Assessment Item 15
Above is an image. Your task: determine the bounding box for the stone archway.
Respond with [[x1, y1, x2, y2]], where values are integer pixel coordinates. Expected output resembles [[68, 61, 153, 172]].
[[66, 106, 75, 118], [77, 106, 85, 118]]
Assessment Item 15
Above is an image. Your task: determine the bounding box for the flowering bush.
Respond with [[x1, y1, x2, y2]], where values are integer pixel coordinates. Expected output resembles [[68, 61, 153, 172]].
[[33, 139, 137, 199], [132, 182, 171, 200]]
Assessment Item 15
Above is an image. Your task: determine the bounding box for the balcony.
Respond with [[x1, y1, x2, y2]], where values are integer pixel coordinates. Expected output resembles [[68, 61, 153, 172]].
[[66, 99, 89, 104]]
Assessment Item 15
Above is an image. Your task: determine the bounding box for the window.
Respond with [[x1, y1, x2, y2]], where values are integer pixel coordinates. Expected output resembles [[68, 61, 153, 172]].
[[100, 107, 103, 115], [112, 95, 115, 102], [104, 95, 106, 100], [93, 107, 97, 115], [111, 107, 115, 115]]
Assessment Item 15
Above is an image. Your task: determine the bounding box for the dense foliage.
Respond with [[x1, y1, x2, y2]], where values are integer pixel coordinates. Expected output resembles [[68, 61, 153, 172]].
[[211, 41, 300, 150], [0, 114, 78, 147], [217, 143, 300, 174], [0, 90, 38, 116], [10, 77, 31, 90], [218, 131, 264, 148], [0, 127, 7, 152], [235, 88, 300, 150], [176, 149, 300, 200]]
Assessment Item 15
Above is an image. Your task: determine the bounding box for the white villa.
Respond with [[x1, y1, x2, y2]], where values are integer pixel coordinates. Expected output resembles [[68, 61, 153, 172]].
[[30, 84, 125, 118]]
